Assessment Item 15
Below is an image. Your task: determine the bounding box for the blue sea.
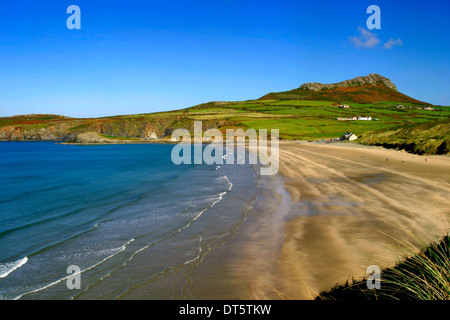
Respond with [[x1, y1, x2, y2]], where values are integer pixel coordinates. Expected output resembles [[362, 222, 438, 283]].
[[0, 142, 268, 299]]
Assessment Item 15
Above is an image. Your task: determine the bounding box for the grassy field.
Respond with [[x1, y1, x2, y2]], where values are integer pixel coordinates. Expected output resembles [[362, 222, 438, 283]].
[[177, 99, 450, 142]]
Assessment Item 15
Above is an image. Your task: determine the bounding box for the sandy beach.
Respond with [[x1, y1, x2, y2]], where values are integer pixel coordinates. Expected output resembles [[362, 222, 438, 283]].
[[268, 141, 450, 299], [183, 141, 450, 300], [184, 141, 449, 300]]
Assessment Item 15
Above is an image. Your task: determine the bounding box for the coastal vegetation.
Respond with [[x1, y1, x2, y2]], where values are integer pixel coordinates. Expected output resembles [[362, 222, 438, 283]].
[[316, 234, 450, 300], [359, 120, 449, 155]]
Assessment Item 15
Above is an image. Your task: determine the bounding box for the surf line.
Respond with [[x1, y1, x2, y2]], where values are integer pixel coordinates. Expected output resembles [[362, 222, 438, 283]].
[[170, 121, 279, 176], [0, 256, 28, 279], [13, 239, 135, 300]]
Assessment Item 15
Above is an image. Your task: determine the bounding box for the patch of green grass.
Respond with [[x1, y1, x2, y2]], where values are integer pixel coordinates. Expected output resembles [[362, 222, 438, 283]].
[[187, 108, 247, 114], [99, 134, 140, 141], [269, 100, 335, 107]]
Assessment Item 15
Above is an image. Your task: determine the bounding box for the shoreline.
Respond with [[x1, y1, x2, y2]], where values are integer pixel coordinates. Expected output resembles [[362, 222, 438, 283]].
[[270, 141, 450, 299], [1, 138, 449, 157]]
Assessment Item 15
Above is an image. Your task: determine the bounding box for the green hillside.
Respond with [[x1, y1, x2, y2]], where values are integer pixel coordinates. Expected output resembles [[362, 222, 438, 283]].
[[359, 120, 450, 155]]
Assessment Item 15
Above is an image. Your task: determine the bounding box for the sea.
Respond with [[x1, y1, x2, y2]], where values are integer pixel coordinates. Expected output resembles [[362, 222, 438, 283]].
[[0, 141, 286, 300]]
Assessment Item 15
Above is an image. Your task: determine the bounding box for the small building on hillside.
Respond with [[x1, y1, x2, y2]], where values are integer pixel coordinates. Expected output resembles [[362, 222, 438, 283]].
[[338, 104, 351, 109], [357, 116, 372, 121], [340, 133, 358, 141]]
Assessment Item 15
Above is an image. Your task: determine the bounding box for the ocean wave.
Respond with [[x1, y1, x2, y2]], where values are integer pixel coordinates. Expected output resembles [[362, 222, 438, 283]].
[[0, 257, 28, 279], [218, 175, 233, 191], [75, 187, 231, 289], [183, 236, 203, 265], [14, 239, 134, 300], [0, 207, 86, 239], [0, 179, 171, 238]]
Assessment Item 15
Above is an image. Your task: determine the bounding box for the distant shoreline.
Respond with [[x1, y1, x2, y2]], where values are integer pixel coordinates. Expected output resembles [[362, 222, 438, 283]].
[[2, 138, 449, 158]]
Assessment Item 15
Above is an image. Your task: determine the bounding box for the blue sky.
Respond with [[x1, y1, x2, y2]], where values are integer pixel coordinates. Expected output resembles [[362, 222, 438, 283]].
[[0, 0, 449, 117]]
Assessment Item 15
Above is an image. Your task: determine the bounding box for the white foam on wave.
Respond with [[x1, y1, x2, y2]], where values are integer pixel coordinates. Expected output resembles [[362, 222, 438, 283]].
[[218, 175, 233, 191], [199, 175, 232, 210], [0, 257, 28, 279], [183, 235, 203, 265], [13, 239, 135, 300]]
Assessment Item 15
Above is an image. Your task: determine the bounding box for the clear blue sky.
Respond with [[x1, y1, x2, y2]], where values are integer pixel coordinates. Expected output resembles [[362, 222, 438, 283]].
[[0, 0, 449, 117]]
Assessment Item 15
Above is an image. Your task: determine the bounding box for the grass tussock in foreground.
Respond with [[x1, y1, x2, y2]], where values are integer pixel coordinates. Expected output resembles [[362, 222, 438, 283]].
[[316, 234, 450, 300]]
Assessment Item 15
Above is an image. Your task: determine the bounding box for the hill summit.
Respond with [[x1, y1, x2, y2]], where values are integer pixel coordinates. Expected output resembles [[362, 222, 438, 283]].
[[260, 73, 425, 104], [298, 73, 397, 91]]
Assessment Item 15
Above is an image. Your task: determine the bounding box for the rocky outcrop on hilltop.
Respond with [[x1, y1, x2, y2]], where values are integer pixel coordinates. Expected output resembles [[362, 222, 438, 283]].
[[298, 73, 398, 91]]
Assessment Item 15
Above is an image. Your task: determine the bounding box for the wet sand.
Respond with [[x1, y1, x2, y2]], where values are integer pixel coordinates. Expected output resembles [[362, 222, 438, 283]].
[[274, 142, 450, 299]]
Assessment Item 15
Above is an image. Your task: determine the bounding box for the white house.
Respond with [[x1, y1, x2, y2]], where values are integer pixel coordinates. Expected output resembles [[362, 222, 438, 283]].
[[341, 133, 358, 141]]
